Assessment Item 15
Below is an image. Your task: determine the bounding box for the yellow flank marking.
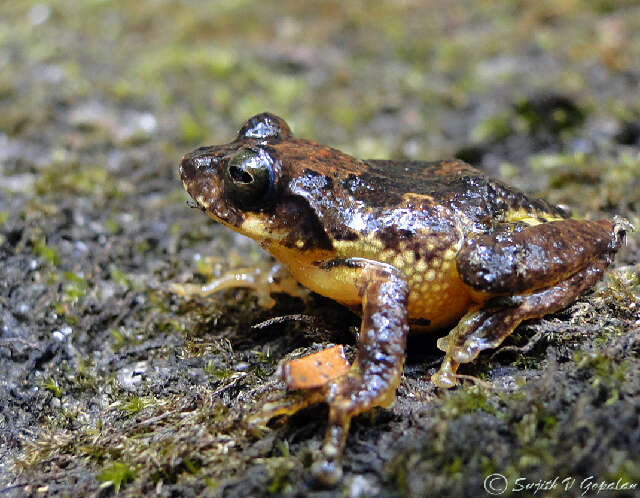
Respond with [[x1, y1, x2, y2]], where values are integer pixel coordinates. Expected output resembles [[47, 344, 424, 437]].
[[506, 208, 565, 225]]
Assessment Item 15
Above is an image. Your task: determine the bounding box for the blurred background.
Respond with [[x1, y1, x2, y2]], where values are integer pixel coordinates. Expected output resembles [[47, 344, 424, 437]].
[[1, 1, 639, 496]]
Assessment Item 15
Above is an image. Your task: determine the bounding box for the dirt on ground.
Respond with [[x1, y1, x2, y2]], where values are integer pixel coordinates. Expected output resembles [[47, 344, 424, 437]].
[[1, 1, 639, 497]]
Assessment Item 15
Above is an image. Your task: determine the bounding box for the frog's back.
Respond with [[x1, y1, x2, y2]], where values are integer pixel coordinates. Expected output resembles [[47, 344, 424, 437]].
[[361, 159, 569, 229]]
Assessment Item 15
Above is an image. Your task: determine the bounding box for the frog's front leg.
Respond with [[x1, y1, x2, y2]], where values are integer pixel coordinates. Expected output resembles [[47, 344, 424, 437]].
[[170, 261, 306, 308], [252, 258, 409, 485], [432, 219, 624, 388], [313, 259, 409, 484]]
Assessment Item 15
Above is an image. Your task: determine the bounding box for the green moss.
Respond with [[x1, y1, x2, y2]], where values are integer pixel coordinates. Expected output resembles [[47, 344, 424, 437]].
[[181, 456, 201, 475], [63, 271, 89, 304], [41, 378, 63, 398], [204, 477, 219, 489], [68, 359, 102, 392], [179, 114, 207, 144], [34, 165, 120, 199], [152, 317, 186, 336], [440, 385, 497, 418], [574, 351, 626, 405], [78, 443, 121, 464], [250, 348, 277, 380], [204, 361, 233, 380], [123, 397, 150, 416], [444, 456, 463, 476], [109, 264, 132, 290], [471, 112, 514, 143], [0, 211, 8, 225], [105, 217, 122, 234], [605, 271, 640, 304], [391, 459, 409, 495], [266, 457, 295, 495], [514, 96, 585, 134], [135, 239, 151, 253], [529, 152, 583, 173], [33, 237, 60, 266], [606, 459, 640, 486], [110, 327, 141, 351], [97, 461, 137, 494]]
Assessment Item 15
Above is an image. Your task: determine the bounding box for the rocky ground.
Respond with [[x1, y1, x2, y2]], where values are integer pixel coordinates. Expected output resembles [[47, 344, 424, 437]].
[[1, 1, 639, 497]]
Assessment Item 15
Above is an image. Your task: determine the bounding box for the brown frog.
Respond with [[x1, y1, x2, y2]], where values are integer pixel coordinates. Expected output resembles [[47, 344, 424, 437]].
[[178, 112, 624, 484]]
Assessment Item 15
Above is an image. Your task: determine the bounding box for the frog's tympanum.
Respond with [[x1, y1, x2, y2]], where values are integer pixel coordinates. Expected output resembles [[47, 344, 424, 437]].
[[179, 113, 624, 484]]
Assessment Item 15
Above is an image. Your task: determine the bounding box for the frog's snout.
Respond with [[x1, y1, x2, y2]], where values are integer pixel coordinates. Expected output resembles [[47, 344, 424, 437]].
[[179, 154, 195, 182], [179, 151, 214, 184], [178, 150, 221, 213]]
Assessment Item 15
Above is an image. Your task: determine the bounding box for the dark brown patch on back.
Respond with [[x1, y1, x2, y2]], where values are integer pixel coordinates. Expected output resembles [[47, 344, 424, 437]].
[[363, 159, 569, 223], [342, 170, 404, 206]]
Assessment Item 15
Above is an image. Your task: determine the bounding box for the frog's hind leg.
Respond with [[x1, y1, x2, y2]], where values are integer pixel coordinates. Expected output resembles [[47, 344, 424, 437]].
[[431, 219, 624, 389], [431, 259, 609, 388]]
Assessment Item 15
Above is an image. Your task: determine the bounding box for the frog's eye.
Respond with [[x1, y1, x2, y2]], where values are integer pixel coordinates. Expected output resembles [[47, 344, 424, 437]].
[[237, 112, 291, 140], [224, 147, 276, 210]]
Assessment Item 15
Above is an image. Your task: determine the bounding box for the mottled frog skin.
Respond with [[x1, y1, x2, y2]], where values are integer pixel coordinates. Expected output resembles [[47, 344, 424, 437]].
[[179, 113, 624, 484]]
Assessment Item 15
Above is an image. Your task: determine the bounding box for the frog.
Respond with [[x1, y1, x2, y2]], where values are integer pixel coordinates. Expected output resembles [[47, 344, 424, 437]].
[[178, 112, 624, 484]]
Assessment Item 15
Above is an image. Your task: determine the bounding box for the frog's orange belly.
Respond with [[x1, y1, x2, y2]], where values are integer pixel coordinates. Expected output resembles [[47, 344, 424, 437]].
[[284, 258, 473, 332], [406, 274, 472, 331], [267, 243, 475, 332], [386, 246, 474, 330]]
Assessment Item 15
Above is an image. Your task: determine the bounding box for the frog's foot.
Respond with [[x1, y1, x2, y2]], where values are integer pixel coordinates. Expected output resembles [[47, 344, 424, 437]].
[[250, 368, 402, 486], [432, 257, 611, 388], [170, 261, 306, 308], [316, 366, 404, 484]]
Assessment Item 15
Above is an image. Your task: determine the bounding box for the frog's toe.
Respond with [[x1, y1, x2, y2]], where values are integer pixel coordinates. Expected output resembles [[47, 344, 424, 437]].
[[248, 390, 325, 428], [431, 357, 460, 388], [311, 455, 343, 486]]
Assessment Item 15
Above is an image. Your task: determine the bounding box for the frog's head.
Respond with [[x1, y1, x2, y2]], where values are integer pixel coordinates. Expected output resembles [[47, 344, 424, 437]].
[[179, 112, 363, 252]]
